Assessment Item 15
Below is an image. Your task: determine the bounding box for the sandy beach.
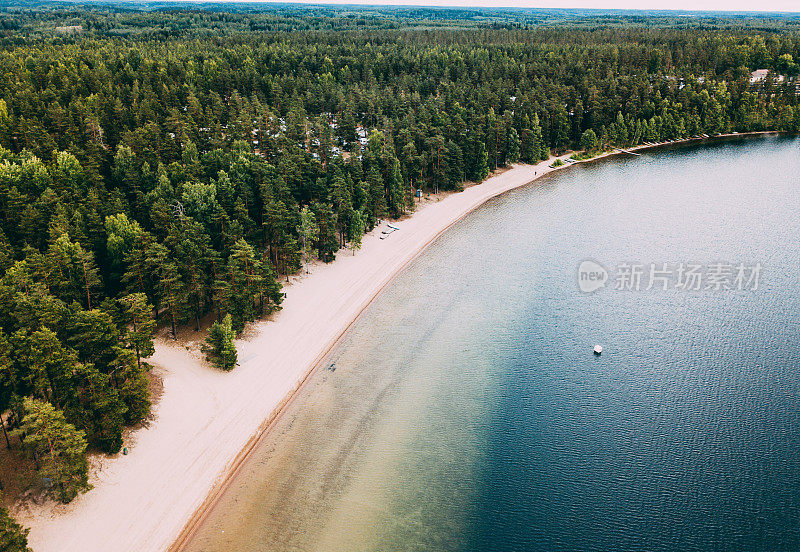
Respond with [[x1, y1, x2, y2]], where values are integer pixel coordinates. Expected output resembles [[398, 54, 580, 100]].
[[13, 153, 568, 552], [14, 132, 780, 552]]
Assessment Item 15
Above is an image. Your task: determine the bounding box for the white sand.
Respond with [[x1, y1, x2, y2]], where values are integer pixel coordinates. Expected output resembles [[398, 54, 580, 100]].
[[15, 156, 577, 552]]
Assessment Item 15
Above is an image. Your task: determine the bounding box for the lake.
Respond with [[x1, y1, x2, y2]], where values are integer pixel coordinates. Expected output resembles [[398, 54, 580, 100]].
[[183, 136, 800, 552]]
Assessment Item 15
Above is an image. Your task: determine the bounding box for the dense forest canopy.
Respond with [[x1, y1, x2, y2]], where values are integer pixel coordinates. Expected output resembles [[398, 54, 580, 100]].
[[4, 3, 800, 35], [0, 5, 799, 546]]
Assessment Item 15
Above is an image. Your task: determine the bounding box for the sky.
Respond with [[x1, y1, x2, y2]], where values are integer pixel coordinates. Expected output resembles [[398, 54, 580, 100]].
[[236, 0, 800, 14]]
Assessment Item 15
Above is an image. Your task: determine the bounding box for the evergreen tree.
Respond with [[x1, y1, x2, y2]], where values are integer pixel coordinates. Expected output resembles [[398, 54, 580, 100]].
[[0, 330, 15, 448], [105, 213, 144, 289], [348, 209, 365, 256], [367, 166, 386, 223], [255, 253, 283, 317], [223, 239, 260, 333], [580, 129, 599, 152], [117, 293, 156, 371], [147, 244, 185, 338], [529, 114, 549, 162], [506, 127, 521, 163], [614, 112, 629, 145], [65, 363, 126, 453], [14, 398, 90, 503], [110, 347, 150, 425], [0, 499, 30, 552], [312, 202, 340, 262], [386, 156, 405, 217], [121, 231, 158, 308], [474, 141, 490, 182], [167, 220, 213, 331], [67, 309, 119, 372], [47, 234, 102, 310], [297, 206, 319, 274], [202, 314, 237, 371]]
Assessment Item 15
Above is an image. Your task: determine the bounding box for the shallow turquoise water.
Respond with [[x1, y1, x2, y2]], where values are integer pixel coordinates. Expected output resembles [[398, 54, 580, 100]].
[[185, 136, 800, 552]]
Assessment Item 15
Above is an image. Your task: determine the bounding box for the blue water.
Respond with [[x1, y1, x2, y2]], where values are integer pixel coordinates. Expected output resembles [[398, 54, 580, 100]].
[[464, 137, 800, 552], [185, 136, 800, 552]]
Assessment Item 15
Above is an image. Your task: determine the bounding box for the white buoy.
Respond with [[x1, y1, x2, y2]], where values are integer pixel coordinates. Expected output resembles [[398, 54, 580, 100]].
[[593, 345, 603, 355]]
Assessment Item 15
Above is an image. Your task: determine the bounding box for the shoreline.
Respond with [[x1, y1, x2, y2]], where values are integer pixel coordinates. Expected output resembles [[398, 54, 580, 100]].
[[579, 130, 783, 163], [172, 130, 785, 551], [16, 131, 783, 552]]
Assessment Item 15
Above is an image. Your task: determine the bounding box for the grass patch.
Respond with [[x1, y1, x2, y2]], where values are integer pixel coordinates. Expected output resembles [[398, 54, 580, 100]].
[[571, 150, 602, 161]]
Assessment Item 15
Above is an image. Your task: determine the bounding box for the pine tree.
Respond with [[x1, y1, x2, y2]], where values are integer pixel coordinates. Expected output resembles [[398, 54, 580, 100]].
[[367, 166, 385, 223], [329, 170, 352, 247], [65, 363, 126, 454], [486, 108, 498, 169], [532, 114, 549, 161], [297, 206, 319, 274], [613, 111, 629, 145], [116, 293, 156, 371], [147, 244, 185, 339], [0, 499, 30, 552], [112, 145, 144, 218], [202, 314, 238, 371], [122, 231, 157, 308], [312, 202, 339, 262], [580, 129, 598, 152], [0, 330, 15, 449], [14, 398, 90, 503], [159, 260, 185, 340], [167, 221, 213, 331], [348, 209, 365, 256], [20, 327, 80, 409], [105, 213, 144, 289], [223, 239, 259, 333], [103, 346, 147, 425], [46, 234, 102, 310], [474, 141, 490, 182], [506, 127, 520, 163], [520, 122, 536, 164], [255, 253, 282, 317], [67, 308, 120, 371], [445, 141, 464, 190], [386, 156, 405, 217]]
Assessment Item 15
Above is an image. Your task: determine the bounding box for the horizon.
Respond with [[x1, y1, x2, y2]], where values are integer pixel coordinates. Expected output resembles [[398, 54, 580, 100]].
[[145, 0, 800, 15]]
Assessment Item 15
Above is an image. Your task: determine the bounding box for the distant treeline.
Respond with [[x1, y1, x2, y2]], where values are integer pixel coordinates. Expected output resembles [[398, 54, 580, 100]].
[[3, 3, 800, 36], [0, 8, 799, 543]]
